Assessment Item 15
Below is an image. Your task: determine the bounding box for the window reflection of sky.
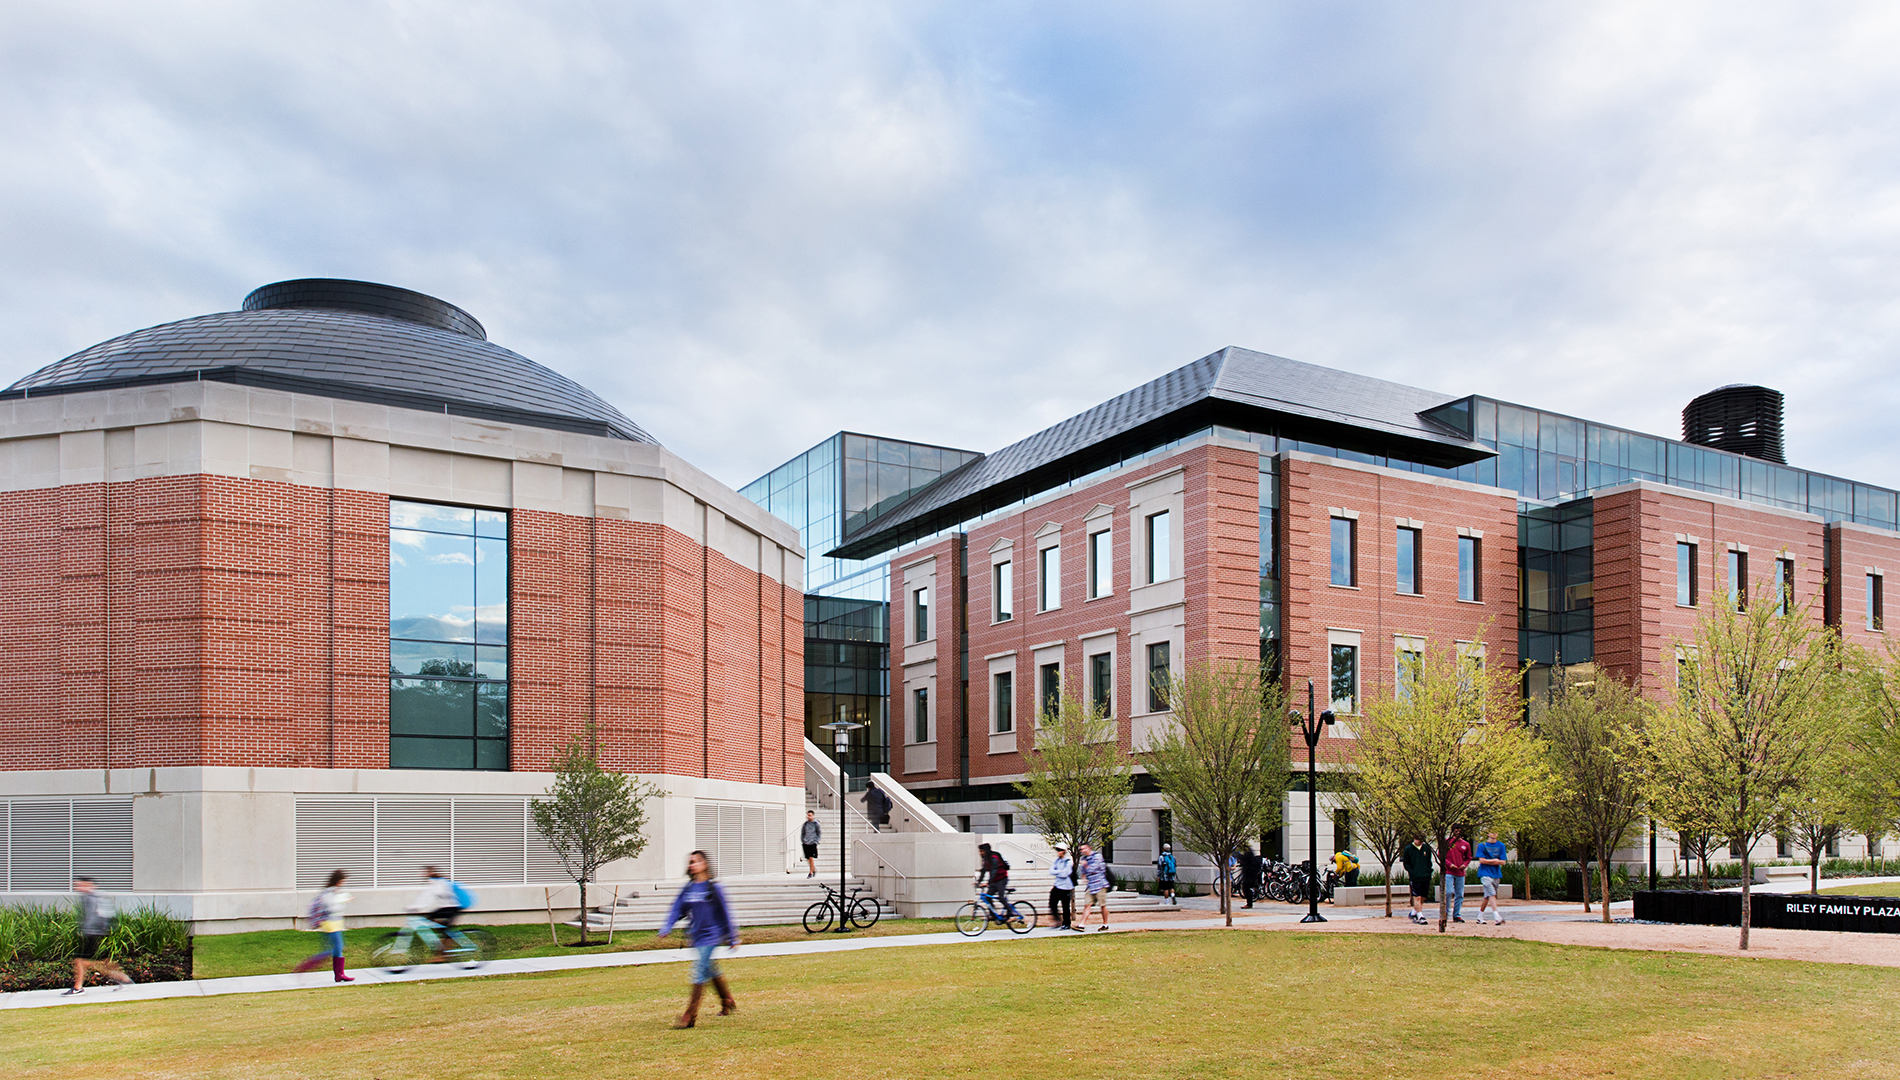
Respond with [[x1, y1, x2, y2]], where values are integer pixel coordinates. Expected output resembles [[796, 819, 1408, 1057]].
[[389, 528, 508, 644], [388, 499, 510, 770]]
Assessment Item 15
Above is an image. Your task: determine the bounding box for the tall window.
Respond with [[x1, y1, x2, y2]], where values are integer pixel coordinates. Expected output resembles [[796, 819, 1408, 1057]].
[[1677, 542, 1698, 606], [912, 687, 929, 744], [1458, 536, 1480, 602], [993, 672, 1014, 733], [912, 586, 930, 642], [1330, 643, 1359, 714], [1395, 643, 1423, 702], [1728, 550, 1747, 611], [1395, 527, 1421, 595], [1147, 641, 1172, 712], [389, 500, 509, 770], [1333, 809, 1352, 852], [1775, 557, 1795, 616], [1039, 545, 1061, 611], [1146, 511, 1171, 583], [1040, 663, 1062, 719], [1871, 573, 1886, 632], [1330, 517, 1356, 587], [1089, 529, 1113, 598], [994, 561, 1013, 622], [1090, 652, 1113, 717]]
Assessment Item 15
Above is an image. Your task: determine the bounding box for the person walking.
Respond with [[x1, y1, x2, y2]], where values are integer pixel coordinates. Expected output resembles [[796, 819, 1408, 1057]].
[[658, 850, 741, 1028], [863, 782, 892, 832], [1401, 836, 1435, 925], [1076, 843, 1111, 931], [64, 877, 133, 995], [1154, 844, 1178, 906], [1475, 830, 1510, 925], [1049, 844, 1076, 930], [1444, 828, 1473, 924], [1239, 844, 1263, 908], [293, 869, 356, 982], [800, 810, 821, 878]]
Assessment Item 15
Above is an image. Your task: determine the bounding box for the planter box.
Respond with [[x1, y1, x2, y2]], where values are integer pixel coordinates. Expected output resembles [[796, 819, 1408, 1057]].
[[1635, 890, 1900, 934]]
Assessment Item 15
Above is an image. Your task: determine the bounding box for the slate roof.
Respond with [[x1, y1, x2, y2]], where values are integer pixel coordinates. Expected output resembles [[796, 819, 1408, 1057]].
[[830, 346, 1486, 559], [4, 280, 656, 444]]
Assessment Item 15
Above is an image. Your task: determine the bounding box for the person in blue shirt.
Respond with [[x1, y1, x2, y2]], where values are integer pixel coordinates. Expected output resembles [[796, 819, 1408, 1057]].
[[1049, 844, 1075, 930], [1155, 844, 1178, 906], [659, 850, 742, 1028], [1077, 843, 1112, 931], [1475, 830, 1511, 925]]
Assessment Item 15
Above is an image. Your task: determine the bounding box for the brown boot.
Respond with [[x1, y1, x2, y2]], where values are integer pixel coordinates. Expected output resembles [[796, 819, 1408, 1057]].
[[673, 984, 704, 1028], [712, 976, 737, 1015]]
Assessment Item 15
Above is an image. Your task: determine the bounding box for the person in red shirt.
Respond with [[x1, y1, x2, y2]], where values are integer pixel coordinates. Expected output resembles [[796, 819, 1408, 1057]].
[[1444, 827, 1473, 924]]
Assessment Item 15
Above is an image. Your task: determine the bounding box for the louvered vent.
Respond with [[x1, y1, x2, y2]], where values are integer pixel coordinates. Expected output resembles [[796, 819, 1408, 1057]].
[[72, 801, 134, 890], [453, 801, 528, 885], [694, 802, 778, 877], [2, 800, 133, 891], [376, 801, 452, 885], [295, 797, 574, 887], [295, 800, 374, 888]]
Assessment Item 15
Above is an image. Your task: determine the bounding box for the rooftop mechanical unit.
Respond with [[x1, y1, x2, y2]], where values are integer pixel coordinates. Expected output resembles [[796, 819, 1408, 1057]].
[[1682, 384, 1785, 464]]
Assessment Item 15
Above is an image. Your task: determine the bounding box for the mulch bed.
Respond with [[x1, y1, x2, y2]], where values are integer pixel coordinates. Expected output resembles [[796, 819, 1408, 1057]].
[[0, 948, 193, 992]]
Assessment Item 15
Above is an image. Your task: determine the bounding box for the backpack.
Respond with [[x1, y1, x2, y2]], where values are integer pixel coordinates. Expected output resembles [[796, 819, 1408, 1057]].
[[1160, 853, 1176, 876], [450, 880, 476, 909], [305, 893, 328, 931], [992, 852, 1010, 875]]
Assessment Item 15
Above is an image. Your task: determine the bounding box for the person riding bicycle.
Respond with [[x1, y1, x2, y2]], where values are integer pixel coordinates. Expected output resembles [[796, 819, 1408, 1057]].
[[408, 866, 475, 957], [976, 843, 1010, 904]]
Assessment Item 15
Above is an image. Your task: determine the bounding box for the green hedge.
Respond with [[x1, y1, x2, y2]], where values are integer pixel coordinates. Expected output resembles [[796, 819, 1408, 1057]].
[[0, 901, 193, 989]]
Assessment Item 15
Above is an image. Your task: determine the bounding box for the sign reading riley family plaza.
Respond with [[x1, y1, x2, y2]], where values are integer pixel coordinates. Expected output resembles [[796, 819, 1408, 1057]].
[[1636, 891, 1900, 934]]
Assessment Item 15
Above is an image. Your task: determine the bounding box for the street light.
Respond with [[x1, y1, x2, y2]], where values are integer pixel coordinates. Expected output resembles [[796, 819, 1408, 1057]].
[[1290, 679, 1334, 924], [819, 718, 863, 932]]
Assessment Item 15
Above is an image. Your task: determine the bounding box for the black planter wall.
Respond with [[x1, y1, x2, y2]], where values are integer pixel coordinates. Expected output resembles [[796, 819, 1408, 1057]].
[[1636, 890, 1900, 934]]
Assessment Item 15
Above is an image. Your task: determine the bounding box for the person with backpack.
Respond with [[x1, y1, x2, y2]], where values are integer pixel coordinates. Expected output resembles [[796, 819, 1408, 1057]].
[[1154, 844, 1178, 906], [658, 850, 741, 1028], [64, 876, 133, 995], [293, 869, 355, 982], [409, 866, 477, 959], [863, 782, 893, 832], [976, 842, 1010, 903]]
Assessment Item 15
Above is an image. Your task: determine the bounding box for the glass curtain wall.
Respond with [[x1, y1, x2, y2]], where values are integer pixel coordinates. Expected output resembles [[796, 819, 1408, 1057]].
[[388, 500, 509, 770]]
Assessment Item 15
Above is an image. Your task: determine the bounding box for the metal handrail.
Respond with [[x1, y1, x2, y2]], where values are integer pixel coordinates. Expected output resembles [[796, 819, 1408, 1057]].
[[852, 837, 912, 880]]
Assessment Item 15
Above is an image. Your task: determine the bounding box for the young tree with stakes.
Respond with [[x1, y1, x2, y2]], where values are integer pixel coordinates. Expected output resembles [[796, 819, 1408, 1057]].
[[1354, 631, 1550, 933], [1014, 685, 1133, 882], [1143, 659, 1291, 927], [1642, 578, 1843, 950], [530, 723, 661, 944], [1540, 668, 1651, 922]]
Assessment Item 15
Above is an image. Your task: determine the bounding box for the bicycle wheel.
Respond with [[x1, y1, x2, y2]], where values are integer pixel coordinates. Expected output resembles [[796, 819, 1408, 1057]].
[[953, 902, 988, 937], [848, 896, 881, 929], [458, 928, 498, 966], [1003, 900, 1038, 934], [371, 932, 429, 972], [803, 900, 835, 934]]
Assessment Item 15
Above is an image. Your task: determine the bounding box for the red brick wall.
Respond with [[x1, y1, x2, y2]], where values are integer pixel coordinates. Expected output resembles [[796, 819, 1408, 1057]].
[[0, 475, 799, 783], [1827, 523, 1900, 652], [1593, 485, 1825, 697]]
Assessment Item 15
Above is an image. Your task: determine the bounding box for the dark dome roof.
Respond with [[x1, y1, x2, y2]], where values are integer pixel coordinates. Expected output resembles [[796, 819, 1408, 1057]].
[[4, 279, 656, 444]]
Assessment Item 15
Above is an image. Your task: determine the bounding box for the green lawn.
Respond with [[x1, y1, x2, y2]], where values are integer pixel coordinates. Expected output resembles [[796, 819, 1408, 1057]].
[[10, 931, 1900, 1079], [192, 918, 953, 979], [1819, 881, 1900, 897]]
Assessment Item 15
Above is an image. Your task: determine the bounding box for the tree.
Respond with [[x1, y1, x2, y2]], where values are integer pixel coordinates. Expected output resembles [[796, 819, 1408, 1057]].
[[1786, 766, 1852, 893], [1337, 784, 1408, 917], [1142, 659, 1291, 927], [1643, 579, 1843, 949], [1014, 686, 1133, 878], [1845, 640, 1900, 873], [1539, 668, 1651, 922], [1354, 632, 1550, 933], [530, 724, 661, 944]]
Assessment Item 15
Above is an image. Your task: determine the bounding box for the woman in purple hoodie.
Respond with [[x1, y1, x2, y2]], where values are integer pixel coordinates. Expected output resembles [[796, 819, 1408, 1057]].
[[658, 850, 741, 1028]]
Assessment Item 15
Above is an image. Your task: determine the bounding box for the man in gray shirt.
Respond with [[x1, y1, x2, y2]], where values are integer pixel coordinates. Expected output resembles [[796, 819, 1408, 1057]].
[[800, 811, 822, 878], [65, 876, 133, 995]]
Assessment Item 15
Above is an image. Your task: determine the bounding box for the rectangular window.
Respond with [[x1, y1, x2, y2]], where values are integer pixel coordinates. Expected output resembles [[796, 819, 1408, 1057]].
[[1871, 574, 1886, 632], [1330, 643, 1359, 714], [1458, 536, 1480, 602], [912, 586, 930, 642], [1000, 813, 1014, 834], [1333, 809, 1352, 851], [1677, 542, 1698, 606], [1040, 662, 1062, 719], [389, 500, 510, 771], [1147, 641, 1172, 712], [1330, 517, 1356, 587], [1090, 529, 1113, 598], [912, 687, 929, 744], [1146, 511, 1171, 583], [1090, 651, 1113, 717], [1040, 545, 1061, 611], [1775, 557, 1794, 617], [1728, 550, 1747, 611], [993, 671, 1014, 733], [994, 561, 1013, 621], [1396, 527, 1421, 595], [1395, 644, 1423, 702]]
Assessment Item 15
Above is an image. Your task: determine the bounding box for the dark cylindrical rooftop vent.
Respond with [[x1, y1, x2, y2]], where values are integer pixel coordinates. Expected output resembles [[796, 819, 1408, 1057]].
[[242, 279, 486, 340], [1682, 384, 1785, 464]]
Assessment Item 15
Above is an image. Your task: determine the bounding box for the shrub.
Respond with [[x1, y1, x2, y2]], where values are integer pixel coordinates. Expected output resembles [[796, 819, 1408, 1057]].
[[0, 900, 190, 964]]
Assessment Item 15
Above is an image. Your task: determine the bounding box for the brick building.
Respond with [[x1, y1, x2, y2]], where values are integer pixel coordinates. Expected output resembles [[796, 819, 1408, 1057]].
[[823, 347, 1900, 882], [0, 280, 804, 928]]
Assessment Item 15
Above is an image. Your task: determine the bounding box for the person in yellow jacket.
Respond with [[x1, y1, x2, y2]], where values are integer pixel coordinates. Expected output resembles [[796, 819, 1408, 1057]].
[[1331, 849, 1361, 898]]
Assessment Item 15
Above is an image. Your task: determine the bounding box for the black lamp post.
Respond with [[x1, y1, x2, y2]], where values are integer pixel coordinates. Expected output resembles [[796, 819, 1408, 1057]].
[[820, 718, 863, 932], [1291, 679, 1334, 924]]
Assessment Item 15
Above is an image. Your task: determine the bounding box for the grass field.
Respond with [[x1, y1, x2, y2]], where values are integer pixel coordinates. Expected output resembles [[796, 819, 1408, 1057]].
[[11, 930, 1900, 1079], [1819, 881, 1900, 897], [192, 918, 953, 979]]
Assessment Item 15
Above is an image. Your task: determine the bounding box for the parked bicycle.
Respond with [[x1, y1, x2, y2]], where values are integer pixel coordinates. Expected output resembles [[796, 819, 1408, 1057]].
[[953, 887, 1037, 937], [369, 915, 497, 971], [803, 882, 882, 933]]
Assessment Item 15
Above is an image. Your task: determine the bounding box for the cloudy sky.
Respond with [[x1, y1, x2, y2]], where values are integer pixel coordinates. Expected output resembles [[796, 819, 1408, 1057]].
[[4, 2, 1898, 490]]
